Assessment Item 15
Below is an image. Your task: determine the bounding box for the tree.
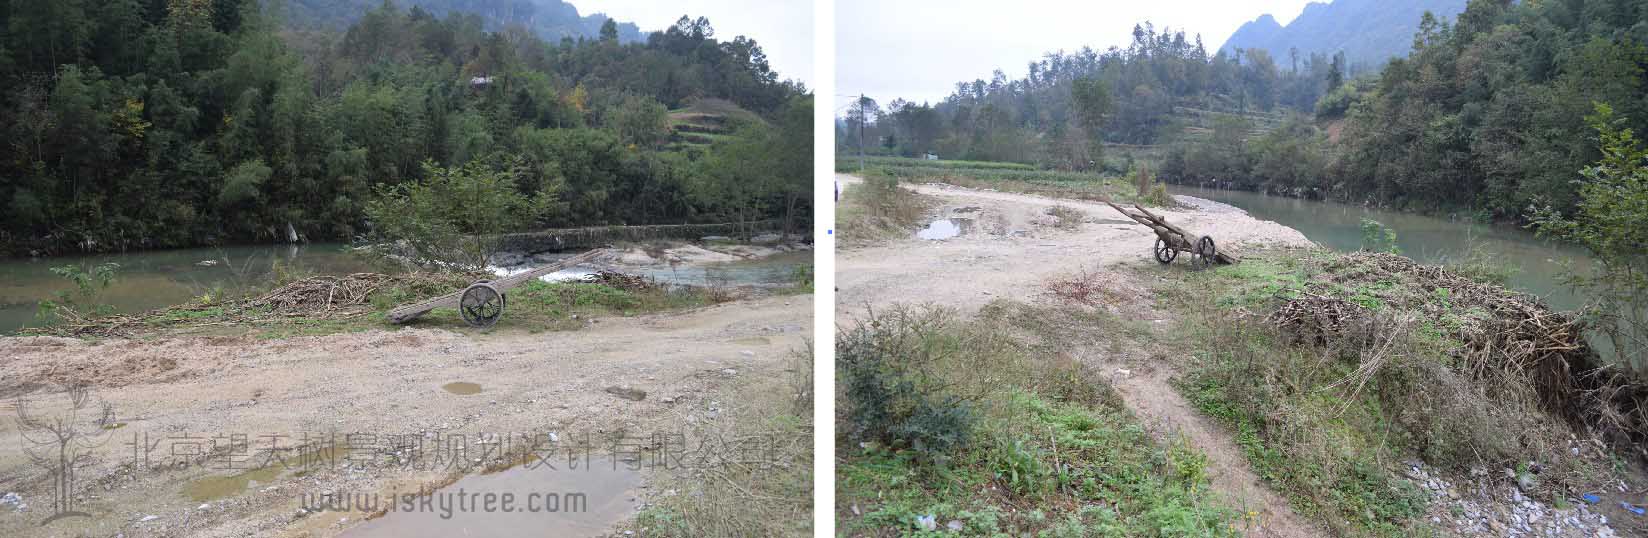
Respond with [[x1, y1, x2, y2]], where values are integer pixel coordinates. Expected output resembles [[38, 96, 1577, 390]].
[[599, 18, 618, 42], [1531, 103, 1648, 372], [365, 161, 557, 270]]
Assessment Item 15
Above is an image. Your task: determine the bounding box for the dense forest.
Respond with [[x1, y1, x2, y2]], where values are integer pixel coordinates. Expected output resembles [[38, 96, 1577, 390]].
[[845, 0, 1648, 221], [0, 0, 810, 256], [840, 22, 1338, 169]]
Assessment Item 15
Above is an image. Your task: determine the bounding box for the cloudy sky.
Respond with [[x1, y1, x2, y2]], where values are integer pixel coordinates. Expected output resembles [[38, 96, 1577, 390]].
[[836, 0, 1315, 112], [573, 0, 815, 87]]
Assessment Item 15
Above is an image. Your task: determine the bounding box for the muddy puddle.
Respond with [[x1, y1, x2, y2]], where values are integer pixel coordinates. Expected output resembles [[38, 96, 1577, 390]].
[[184, 465, 285, 503], [442, 382, 482, 395], [340, 458, 644, 537], [917, 218, 974, 240]]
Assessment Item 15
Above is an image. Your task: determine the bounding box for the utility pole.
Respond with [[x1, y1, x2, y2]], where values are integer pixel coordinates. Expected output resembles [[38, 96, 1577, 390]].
[[857, 93, 866, 172]]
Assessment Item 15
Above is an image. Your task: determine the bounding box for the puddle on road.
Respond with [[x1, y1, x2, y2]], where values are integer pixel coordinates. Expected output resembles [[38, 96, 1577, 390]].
[[917, 218, 974, 240], [341, 458, 645, 538], [184, 464, 285, 503], [442, 382, 483, 395]]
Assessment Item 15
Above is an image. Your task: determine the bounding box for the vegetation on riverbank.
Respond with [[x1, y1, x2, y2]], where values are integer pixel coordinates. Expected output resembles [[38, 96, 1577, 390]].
[[845, 2, 1648, 222], [840, 157, 1173, 217], [835, 170, 939, 245], [1146, 247, 1640, 536], [0, 2, 811, 256], [23, 264, 750, 340], [836, 305, 1240, 537]]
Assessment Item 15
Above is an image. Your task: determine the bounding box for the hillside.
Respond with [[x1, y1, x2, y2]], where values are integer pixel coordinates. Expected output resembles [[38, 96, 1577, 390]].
[[284, 0, 645, 43], [1220, 0, 1467, 70]]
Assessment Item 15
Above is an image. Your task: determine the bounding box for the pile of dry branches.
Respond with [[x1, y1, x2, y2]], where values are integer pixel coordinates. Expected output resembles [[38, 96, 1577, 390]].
[[1269, 252, 1648, 454], [590, 270, 659, 291], [247, 273, 396, 314]]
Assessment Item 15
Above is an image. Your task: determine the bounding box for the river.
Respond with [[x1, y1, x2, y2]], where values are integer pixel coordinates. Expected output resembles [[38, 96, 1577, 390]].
[[1168, 186, 1595, 312], [0, 245, 810, 335]]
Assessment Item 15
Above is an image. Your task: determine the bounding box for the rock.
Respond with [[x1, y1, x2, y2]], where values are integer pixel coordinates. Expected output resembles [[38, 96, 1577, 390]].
[[1517, 472, 1539, 492], [139, 515, 159, 522], [722, 369, 738, 376], [915, 514, 937, 531], [604, 386, 647, 401], [739, 350, 755, 358]]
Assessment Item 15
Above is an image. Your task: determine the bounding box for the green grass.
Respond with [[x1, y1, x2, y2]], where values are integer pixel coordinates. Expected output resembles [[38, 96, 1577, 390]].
[[836, 170, 939, 245], [837, 157, 1167, 207], [65, 276, 728, 340], [1140, 248, 1625, 537], [837, 304, 1240, 537]]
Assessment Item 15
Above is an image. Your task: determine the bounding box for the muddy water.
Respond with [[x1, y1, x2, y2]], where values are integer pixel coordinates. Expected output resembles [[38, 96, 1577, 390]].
[[916, 218, 974, 240], [340, 458, 644, 537], [0, 244, 377, 335], [495, 250, 811, 289], [441, 382, 483, 395], [1, 246, 810, 335]]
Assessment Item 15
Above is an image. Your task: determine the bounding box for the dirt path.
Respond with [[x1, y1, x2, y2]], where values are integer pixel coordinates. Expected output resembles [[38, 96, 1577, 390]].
[[836, 173, 1320, 538], [0, 294, 810, 537]]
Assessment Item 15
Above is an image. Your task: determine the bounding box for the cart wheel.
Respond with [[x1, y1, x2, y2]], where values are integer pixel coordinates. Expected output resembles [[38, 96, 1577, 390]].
[[1153, 238, 1178, 264], [459, 282, 505, 328], [1194, 236, 1217, 270]]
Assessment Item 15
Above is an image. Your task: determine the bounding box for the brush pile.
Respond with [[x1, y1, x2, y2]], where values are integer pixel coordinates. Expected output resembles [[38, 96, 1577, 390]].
[[590, 270, 658, 291], [1269, 251, 1648, 459], [248, 273, 396, 314]]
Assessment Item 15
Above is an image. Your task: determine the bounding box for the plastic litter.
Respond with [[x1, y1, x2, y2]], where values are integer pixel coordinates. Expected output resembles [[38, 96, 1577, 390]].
[[1581, 493, 1602, 504]]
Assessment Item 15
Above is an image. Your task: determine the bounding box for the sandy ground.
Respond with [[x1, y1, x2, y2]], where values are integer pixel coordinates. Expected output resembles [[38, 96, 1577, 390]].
[[0, 291, 810, 537], [836, 174, 1320, 538]]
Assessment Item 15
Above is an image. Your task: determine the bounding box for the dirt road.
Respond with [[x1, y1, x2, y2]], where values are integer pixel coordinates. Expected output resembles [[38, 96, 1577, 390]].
[[836, 173, 1320, 538], [0, 293, 810, 537]]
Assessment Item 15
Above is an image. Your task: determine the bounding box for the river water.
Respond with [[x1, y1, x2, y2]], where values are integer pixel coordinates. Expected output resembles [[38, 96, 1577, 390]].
[[0, 245, 809, 335], [1169, 186, 1596, 312]]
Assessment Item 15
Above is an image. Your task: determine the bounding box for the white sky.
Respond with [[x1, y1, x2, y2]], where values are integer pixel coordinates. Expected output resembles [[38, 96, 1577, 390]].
[[836, 0, 1315, 112], [571, 0, 815, 88]]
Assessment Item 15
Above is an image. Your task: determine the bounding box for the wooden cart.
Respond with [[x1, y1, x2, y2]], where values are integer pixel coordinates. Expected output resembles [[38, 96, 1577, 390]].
[[385, 249, 611, 328], [1102, 200, 1236, 269]]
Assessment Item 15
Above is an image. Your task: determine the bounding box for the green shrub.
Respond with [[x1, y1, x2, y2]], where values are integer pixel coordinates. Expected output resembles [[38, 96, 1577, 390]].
[[1358, 218, 1400, 254], [364, 160, 557, 270], [838, 309, 977, 466], [37, 262, 120, 322]]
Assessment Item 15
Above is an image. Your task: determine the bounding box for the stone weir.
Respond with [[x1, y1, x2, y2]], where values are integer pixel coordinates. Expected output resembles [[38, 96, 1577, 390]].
[[495, 220, 785, 253]]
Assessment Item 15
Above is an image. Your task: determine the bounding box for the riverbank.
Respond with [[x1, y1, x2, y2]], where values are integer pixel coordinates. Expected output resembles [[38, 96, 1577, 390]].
[[834, 173, 1642, 537], [0, 244, 814, 536], [3, 238, 811, 338]]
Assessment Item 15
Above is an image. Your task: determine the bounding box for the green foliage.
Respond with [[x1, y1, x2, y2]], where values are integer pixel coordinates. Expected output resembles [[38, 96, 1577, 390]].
[[842, 22, 1335, 169], [363, 160, 554, 269], [1359, 218, 1400, 254], [1532, 103, 1648, 371], [837, 308, 978, 467], [0, 2, 807, 256], [37, 262, 120, 322]]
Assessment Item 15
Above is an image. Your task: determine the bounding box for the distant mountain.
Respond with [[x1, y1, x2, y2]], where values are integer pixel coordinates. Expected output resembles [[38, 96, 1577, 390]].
[[285, 0, 645, 43], [1220, 0, 1467, 70]]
